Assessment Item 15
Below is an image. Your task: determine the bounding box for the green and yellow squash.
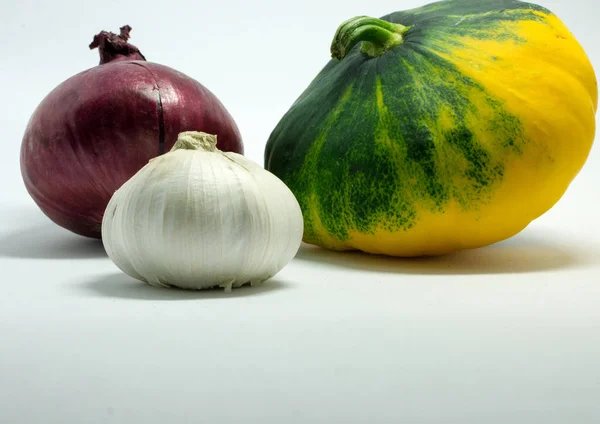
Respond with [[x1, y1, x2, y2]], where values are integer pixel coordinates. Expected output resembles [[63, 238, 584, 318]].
[[264, 0, 597, 256]]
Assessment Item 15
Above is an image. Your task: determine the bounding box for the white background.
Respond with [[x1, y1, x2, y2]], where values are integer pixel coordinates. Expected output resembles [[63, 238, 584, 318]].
[[1, 0, 599, 422]]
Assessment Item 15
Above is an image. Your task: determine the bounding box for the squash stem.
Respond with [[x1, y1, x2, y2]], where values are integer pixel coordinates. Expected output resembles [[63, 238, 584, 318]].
[[330, 16, 409, 61]]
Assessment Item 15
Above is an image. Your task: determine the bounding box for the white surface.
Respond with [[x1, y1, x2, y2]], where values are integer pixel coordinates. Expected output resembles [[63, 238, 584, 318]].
[[1, 0, 600, 423]]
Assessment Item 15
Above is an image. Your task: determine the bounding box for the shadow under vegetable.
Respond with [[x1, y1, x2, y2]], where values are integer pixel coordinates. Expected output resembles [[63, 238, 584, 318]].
[[0, 208, 106, 259], [294, 231, 594, 275], [78, 273, 288, 300]]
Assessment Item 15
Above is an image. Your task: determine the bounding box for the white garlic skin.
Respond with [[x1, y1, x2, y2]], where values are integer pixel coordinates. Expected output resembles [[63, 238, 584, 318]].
[[101, 132, 304, 291]]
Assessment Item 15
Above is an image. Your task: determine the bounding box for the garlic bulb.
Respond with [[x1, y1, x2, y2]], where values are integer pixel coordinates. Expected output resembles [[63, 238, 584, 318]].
[[101, 131, 304, 291]]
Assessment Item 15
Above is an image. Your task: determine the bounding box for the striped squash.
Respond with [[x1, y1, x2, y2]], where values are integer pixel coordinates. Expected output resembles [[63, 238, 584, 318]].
[[264, 0, 597, 256]]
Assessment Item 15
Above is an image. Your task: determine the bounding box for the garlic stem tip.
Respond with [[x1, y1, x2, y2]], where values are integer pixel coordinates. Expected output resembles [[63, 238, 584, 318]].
[[171, 131, 218, 153]]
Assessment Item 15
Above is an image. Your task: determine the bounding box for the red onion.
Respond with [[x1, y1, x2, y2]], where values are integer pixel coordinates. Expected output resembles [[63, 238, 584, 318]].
[[20, 25, 243, 238]]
